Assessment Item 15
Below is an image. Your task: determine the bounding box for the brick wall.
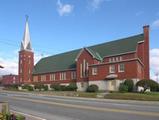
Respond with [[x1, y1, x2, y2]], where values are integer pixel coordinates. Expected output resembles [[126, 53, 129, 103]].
[[2, 75, 19, 85], [19, 50, 34, 84]]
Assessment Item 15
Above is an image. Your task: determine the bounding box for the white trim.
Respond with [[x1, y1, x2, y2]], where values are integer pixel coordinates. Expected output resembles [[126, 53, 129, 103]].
[[138, 40, 144, 44], [83, 59, 86, 77], [33, 76, 38, 82], [92, 67, 98, 75], [50, 73, 56, 81], [75, 48, 85, 61], [80, 63, 83, 78], [71, 71, 76, 80], [90, 58, 144, 67], [85, 48, 96, 58], [60, 72, 66, 80], [41, 75, 46, 81], [109, 65, 115, 74], [75, 47, 98, 61], [118, 63, 125, 73]]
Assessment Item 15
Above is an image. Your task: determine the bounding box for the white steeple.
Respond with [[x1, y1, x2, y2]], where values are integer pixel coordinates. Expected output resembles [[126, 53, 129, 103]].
[[21, 16, 32, 51]]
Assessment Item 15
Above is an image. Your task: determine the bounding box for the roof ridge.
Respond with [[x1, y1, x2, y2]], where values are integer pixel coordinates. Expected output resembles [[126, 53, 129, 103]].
[[88, 33, 144, 48], [42, 48, 81, 60], [42, 33, 143, 60]]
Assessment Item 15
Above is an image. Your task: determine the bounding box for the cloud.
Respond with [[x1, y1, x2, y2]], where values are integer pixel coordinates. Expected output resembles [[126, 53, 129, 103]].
[[57, 0, 74, 16], [150, 48, 159, 82], [89, 0, 110, 10], [0, 57, 18, 75], [0, 50, 49, 76], [152, 19, 159, 29], [135, 11, 144, 16]]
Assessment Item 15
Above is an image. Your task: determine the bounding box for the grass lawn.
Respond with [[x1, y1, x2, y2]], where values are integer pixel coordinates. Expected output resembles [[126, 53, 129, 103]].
[[3, 88, 159, 101], [33, 91, 98, 98], [104, 92, 159, 101]]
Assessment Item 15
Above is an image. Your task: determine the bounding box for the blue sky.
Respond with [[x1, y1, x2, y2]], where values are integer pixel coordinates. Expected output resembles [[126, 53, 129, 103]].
[[0, 0, 159, 81]]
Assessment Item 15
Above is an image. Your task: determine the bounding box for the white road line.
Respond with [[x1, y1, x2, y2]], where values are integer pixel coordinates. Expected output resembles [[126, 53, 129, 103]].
[[10, 110, 46, 120]]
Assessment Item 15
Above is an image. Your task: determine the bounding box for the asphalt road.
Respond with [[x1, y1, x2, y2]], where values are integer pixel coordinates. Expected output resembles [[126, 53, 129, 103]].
[[0, 91, 159, 120]]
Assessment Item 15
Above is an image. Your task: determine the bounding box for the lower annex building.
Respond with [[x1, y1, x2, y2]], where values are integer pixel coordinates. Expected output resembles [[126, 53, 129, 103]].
[[19, 18, 150, 91]]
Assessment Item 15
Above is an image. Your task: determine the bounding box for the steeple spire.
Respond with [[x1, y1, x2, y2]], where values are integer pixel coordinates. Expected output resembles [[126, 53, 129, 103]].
[[21, 15, 32, 51]]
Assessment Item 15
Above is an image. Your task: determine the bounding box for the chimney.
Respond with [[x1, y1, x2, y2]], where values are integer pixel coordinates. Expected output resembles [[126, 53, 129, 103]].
[[143, 25, 150, 79]]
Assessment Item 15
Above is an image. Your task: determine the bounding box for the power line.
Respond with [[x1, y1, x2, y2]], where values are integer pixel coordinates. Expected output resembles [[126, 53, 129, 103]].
[[0, 39, 52, 55], [0, 39, 19, 47]]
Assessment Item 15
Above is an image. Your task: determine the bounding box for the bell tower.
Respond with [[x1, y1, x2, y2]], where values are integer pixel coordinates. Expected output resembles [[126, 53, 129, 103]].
[[19, 16, 34, 84]]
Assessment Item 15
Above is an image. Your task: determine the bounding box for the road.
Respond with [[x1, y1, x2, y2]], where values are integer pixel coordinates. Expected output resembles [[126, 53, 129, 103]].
[[0, 91, 159, 120]]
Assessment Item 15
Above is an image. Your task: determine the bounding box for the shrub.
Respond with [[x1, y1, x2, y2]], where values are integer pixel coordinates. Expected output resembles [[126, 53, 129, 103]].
[[16, 114, 25, 120], [60, 85, 67, 91], [22, 84, 34, 91], [27, 86, 34, 91], [43, 85, 48, 91], [158, 85, 159, 92], [5, 113, 25, 120], [50, 83, 77, 91], [119, 83, 128, 92], [50, 84, 61, 91], [5, 84, 19, 90], [136, 79, 159, 92], [66, 83, 77, 91], [124, 79, 134, 92], [34, 83, 44, 91], [86, 84, 99, 92], [22, 84, 28, 89]]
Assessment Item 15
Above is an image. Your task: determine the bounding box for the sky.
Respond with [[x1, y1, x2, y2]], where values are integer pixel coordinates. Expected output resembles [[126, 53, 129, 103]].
[[0, 0, 159, 81]]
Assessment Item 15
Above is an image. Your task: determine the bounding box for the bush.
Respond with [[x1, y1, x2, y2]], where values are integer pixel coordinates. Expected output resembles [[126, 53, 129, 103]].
[[119, 83, 128, 92], [86, 84, 99, 92], [136, 79, 159, 92], [5, 84, 19, 90], [60, 85, 67, 91], [50, 83, 77, 91], [66, 83, 77, 91], [43, 85, 48, 91], [27, 86, 34, 91], [50, 84, 61, 91], [22, 84, 34, 91], [34, 84, 48, 91], [124, 79, 134, 92], [16, 114, 25, 120], [158, 85, 159, 92], [34, 83, 44, 91], [6, 113, 25, 120]]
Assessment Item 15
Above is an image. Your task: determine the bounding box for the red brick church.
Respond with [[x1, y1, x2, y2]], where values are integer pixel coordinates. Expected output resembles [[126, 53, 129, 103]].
[[19, 18, 150, 91]]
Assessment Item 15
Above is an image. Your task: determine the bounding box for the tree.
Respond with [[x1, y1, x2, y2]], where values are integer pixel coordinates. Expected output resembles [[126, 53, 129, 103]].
[[136, 79, 159, 92]]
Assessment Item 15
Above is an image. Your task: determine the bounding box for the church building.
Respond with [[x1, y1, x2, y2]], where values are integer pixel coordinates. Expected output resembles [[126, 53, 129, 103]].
[[19, 18, 150, 91]]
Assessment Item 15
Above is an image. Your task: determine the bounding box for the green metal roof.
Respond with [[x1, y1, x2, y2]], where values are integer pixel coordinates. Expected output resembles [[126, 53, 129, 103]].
[[33, 34, 144, 74]]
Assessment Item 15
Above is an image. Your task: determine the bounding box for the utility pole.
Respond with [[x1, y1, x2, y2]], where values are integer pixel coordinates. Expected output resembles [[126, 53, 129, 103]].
[[155, 72, 159, 83]]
